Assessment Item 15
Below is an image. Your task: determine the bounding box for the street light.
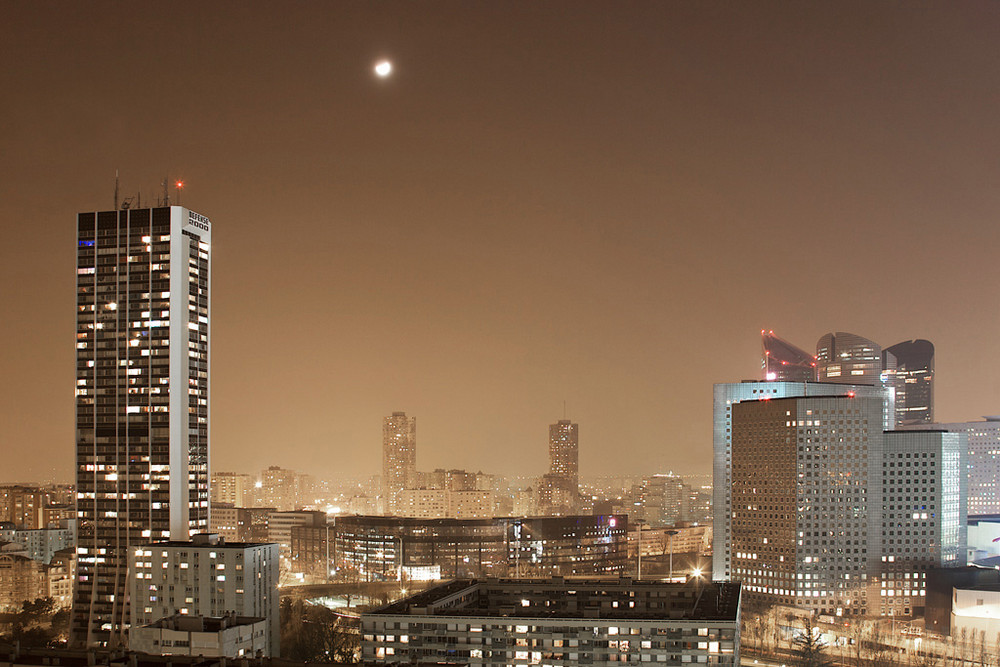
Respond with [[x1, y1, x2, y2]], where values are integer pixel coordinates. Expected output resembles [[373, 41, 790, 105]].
[[666, 530, 679, 581]]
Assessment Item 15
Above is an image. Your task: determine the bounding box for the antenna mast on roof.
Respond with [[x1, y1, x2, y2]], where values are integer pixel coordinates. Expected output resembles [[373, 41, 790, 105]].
[[161, 178, 170, 207], [114, 170, 120, 210]]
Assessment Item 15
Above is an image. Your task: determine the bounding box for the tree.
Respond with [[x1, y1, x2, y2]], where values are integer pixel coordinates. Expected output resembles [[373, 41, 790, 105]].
[[867, 623, 900, 667], [792, 618, 833, 667], [280, 598, 358, 662], [0, 598, 61, 648]]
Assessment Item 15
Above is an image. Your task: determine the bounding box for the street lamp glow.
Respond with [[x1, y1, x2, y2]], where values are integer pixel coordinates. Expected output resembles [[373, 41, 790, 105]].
[[374, 60, 392, 77]]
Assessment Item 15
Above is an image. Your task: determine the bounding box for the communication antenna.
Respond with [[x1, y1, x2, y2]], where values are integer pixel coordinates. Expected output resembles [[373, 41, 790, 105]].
[[161, 177, 170, 207], [114, 170, 120, 210]]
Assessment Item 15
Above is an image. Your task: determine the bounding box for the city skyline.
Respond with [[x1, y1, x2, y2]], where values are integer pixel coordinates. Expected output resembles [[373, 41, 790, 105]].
[[3, 3, 1000, 482]]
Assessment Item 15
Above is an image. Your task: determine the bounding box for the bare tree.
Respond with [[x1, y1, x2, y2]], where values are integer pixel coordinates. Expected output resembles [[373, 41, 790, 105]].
[[867, 622, 900, 667]]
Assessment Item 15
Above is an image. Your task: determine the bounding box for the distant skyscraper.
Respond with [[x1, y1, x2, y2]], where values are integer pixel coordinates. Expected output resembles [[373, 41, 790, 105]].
[[540, 420, 579, 515], [815, 332, 883, 385], [383, 412, 416, 515], [761, 330, 816, 382], [73, 206, 211, 646], [883, 339, 935, 426], [548, 420, 579, 485]]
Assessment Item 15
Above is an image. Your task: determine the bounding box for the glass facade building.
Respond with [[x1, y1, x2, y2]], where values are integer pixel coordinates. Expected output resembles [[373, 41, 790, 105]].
[[931, 417, 1000, 517], [760, 330, 816, 382], [302, 514, 628, 581], [815, 332, 883, 386], [72, 206, 211, 647], [878, 430, 966, 617], [883, 339, 935, 426]]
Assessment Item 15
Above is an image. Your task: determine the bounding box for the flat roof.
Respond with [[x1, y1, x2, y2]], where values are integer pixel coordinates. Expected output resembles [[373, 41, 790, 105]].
[[367, 577, 740, 622], [147, 540, 276, 549]]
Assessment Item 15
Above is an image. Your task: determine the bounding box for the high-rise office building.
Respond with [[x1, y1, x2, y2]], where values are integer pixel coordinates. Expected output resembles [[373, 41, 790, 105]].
[[933, 417, 1000, 517], [383, 412, 416, 515], [731, 394, 884, 616], [878, 430, 966, 617], [712, 380, 893, 580], [883, 339, 935, 426], [761, 330, 816, 382], [73, 206, 211, 646], [730, 395, 966, 618], [815, 331, 883, 385]]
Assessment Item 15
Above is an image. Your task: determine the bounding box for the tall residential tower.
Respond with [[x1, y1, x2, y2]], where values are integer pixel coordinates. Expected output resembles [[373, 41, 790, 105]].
[[72, 206, 211, 646], [383, 412, 417, 515], [540, 419, 579, 515]]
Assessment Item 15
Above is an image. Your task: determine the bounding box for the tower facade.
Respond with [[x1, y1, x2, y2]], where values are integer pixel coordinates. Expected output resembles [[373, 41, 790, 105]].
[[712, 380, 893, 581], [383, 412, 416, 515], [72, 206, 211, 646], [815, 332, 883, 385], [729, 395, 966, 618], [731, 394, 885, 616], [883, 339, 934, 426], [933, 417, 1000, 517], [540, 420, 579, 515]]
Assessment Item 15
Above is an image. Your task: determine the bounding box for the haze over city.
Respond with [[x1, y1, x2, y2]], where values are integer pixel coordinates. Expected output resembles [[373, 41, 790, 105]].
[[2, 2, 999, 483]]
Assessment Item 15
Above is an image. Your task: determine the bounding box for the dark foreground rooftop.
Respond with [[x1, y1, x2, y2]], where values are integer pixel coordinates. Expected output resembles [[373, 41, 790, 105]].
[[0, 645, 345, 667], [368, 577, 741, 621]]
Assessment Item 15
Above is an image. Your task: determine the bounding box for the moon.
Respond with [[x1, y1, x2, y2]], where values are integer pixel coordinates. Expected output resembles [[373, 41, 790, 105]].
[[374, 60, 392, 78]]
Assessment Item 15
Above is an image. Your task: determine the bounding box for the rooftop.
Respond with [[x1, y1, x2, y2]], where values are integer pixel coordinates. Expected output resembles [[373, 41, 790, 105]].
[[367, 577, 741, 622]]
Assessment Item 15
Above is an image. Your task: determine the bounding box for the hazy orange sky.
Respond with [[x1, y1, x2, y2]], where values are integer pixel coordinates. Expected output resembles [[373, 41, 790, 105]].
[[2, 2, 999, 483]]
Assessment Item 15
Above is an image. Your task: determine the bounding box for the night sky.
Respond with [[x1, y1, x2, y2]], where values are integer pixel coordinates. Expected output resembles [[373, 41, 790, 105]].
[[3, 2, 999, 483]]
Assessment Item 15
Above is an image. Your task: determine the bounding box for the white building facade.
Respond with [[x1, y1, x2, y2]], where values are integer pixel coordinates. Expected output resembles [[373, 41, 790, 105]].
[[128, 534, 279, 656]]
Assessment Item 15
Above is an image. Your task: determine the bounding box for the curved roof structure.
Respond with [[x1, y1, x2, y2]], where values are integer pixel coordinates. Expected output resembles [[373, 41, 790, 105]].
[[815, 331, 882, 385], [884, 339, 935, 425], [761, 330, 815, 382]]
